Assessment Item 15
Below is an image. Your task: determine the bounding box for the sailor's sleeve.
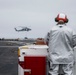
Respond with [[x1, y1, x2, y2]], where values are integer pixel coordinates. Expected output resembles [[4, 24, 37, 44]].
[[44, 32, 50, 45], [72, 31, 76, 47]]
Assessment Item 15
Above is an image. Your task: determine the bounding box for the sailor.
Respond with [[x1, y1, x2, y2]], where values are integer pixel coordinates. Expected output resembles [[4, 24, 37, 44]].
[[45, 13, 76, 75]]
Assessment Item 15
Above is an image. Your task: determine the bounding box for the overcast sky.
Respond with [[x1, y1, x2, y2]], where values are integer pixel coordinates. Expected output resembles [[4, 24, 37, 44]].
[[0, 0, 76, 38]]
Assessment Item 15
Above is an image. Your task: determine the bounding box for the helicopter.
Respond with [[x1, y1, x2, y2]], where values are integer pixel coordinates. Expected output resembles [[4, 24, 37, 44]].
[[14, 26, 31, 32]]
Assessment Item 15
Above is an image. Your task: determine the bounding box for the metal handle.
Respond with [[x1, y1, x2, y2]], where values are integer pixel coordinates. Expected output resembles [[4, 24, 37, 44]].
[[24, 69, 31, 74]]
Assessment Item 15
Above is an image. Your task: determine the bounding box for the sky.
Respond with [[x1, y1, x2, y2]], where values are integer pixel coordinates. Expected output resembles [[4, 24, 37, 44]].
[[0, 0, 76, 39]]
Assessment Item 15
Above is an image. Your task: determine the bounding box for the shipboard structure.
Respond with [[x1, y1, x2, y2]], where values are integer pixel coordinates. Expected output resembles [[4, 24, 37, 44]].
[[18, 38, 49, 75]]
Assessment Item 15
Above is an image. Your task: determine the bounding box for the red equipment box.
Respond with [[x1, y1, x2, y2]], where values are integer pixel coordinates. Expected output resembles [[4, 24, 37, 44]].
[[24, 56, 46, 75]]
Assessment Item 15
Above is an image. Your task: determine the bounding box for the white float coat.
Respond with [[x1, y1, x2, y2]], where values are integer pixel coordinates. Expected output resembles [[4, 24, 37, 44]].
[[48, 25, 76, 64]]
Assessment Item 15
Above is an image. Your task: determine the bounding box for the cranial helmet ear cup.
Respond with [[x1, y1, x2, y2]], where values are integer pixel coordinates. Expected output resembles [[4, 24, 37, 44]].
[[65, 19, 69, 23], [55, 17, 58, 22]]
